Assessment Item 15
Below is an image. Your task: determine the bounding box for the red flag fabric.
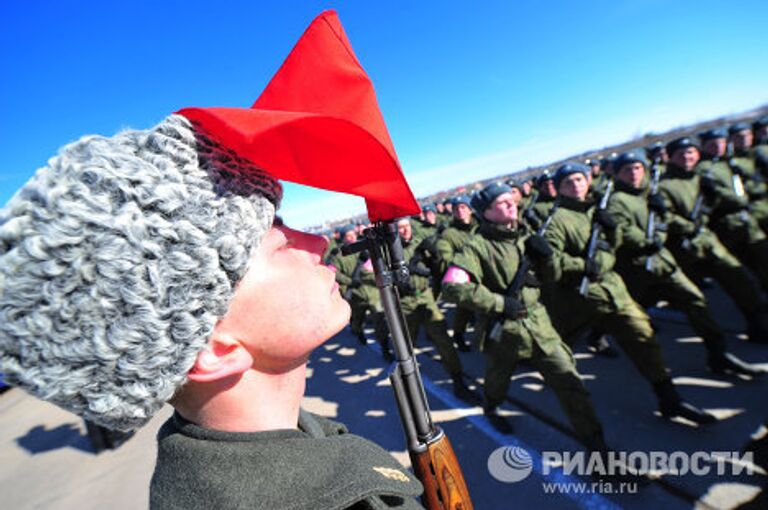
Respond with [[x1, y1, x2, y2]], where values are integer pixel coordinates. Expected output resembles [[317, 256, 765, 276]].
[[177, 10, 419, 221]]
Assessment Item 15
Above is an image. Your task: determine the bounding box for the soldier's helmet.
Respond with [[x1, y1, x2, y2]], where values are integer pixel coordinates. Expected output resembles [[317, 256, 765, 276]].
[[614, 151, 648, 172], [553, 163, 590, 190], [666, 136, 700, 157], [470, 182, 512, 216]]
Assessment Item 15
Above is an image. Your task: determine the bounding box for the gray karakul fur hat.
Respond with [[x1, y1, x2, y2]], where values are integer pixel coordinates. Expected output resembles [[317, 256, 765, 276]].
[[0, 114, 282, 431]]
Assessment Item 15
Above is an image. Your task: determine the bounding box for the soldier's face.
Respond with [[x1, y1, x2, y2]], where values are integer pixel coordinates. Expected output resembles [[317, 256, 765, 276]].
[[671, 147, 700, 172], [483, 192, 518, 224], [436, 203, 445, 213], [454, 203, 472, 224], [444, 203, 453, 213], [425, 210, 437, 224], [343, 230, 357, 245], [397, 219, 412, 241], [732, 130, 753, 151], [702, 138, 726, 158], [541, 179, 557, 197], [591, 164, 601, 177], [522, 182, 532, 196], [215, 226, 350, 372], [559, 173, 589, 201], [510, 188, 522, 205], [617, 162, 646, 189]]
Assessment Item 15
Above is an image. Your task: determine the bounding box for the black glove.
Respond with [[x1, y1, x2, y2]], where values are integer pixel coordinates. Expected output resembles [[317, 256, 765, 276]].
[[644, 236, 664, 255], [358, 250, 370, 262], [398, 279, 416, 296], [408, 262, 432, 277], [524, 234, 553, 260], [595, 209, 617, 231], [419, 236, 438, 255], [595, 239, 612, 252], [584, 258, 602, 281], [524, 210, 542, 230], [348, 277, 362, 289], [503, 296, 526, 319], [647, 193, 667, 214], [700, 176, 718, 198]]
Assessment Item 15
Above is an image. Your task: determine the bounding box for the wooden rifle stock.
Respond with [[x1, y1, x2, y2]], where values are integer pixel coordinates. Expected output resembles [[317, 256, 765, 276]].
[[345, 221, 473, 510]]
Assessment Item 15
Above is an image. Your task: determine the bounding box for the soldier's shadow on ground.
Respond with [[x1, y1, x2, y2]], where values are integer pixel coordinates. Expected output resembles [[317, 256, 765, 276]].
[[16, 423, 93, 454]]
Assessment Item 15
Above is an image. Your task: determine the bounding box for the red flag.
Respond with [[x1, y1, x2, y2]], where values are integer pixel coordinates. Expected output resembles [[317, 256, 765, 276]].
[[177, 10, 419, 221]]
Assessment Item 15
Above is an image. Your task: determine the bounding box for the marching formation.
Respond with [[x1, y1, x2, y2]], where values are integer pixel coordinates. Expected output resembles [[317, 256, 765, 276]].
[[325, 116, 768, 458]]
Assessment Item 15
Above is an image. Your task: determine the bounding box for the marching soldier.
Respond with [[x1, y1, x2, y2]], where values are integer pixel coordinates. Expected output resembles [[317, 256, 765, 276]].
[[645, 141, 668, 174], [657, 137, 768, 341], [435, 195, 478, 351], [328, 224, 391, 357], [411, 204, 440, 240], [728, 122, 768, 232], [697, 127, 768, 290], [541, 163, 716, 424], [608, 151, 763, 375], [442, 183, 608, 450], [395, 217, 475, 401], [524, 171, 558, 229]]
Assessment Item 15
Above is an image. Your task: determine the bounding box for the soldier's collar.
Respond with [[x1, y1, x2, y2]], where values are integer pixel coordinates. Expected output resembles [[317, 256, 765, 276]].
[[614, 179, 646, 196], [664, 163, 696, 179], [479, 221, 522, 240], [558, 195, 593, 212]]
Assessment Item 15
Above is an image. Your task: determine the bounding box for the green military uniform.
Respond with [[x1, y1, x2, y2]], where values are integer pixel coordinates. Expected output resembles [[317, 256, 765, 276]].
[[329, 248, 389, 354], [410, 218, 439, 241], [323, 237, 340, 265], [151, 410, 424, 510], [730, 148, 768, 233], [607, 179, 727, 360], [400, 230, 463, 379], [658, 162, 768, 330], [526, 193, 557, 230], [698, 155, 768, 289], [435, 217, 478, 347], [443, 221, 605, 446], [541, 195, 670, 386]]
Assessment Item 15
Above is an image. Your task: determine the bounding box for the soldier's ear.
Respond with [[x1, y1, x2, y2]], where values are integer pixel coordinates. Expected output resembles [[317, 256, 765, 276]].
[[187, 334, 253, 382]]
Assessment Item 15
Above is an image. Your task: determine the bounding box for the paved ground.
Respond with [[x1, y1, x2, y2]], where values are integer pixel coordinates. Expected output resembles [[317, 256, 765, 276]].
[[1, 284, 767, 509]]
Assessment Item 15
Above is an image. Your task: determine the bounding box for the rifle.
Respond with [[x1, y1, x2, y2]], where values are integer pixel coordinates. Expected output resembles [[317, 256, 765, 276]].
[[522, 190, 541, 228], [682, 159, 718, 250], [725, 141, 751, 224], [342, 222, 473, 510], [487, 202, 558, 343], [579, 180, 614, 296], [644, 156, 663, 272]]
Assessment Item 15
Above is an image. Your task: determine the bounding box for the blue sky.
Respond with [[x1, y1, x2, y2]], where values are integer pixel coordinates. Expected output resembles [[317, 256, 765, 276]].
[[2, 1, 767, 228]]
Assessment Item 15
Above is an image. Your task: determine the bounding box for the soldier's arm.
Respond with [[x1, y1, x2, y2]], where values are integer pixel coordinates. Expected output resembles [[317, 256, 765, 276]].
[[701, 163, 749, 211], [542, 216, 582, 283], [328, 254, 353, 286], [607, 198, 646, 252], [441, 245, 504, 315], [435, 235, 455, 275], [658, 187, 697, 237]]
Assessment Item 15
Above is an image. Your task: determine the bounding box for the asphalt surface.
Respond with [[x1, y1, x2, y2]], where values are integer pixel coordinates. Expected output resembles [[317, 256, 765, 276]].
[[1, 283, 767, 509]]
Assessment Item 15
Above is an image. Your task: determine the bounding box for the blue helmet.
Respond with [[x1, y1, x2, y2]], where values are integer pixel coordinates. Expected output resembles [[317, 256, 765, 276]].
[[553, 163, 590, 190]]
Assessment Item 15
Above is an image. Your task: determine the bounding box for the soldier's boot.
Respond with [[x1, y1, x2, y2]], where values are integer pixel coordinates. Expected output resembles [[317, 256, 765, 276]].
[[708, 352, 766, 377], [483, 403, 514, 435], [653, 379, 717, 425], [451, 374, 480, 405], [587, 332, 620, 359], [454, 334, 472, 353], [747, 314, 768, 344]]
